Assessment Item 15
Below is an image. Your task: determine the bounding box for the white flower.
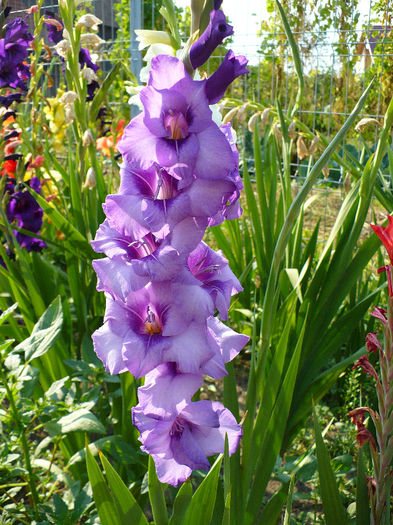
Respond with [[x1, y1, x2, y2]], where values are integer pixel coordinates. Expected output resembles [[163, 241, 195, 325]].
[[134, 30, 172, 50], [60, 91, 78, 105], [355, 117, 381, 133], [54, 39, 71, 58], [81, 67, 98, 84], [65, 105, 76, 124], [80, 33, 105, 49], [76, 14, 102, 31]]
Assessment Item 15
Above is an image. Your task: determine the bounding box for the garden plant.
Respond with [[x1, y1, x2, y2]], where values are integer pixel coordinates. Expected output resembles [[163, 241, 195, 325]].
[[1, 0, 393, 524]]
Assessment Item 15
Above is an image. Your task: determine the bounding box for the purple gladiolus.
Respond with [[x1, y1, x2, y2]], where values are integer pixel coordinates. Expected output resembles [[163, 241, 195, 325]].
[[0, 92, 22, 108], [5, 178, 46, 253], [132, 363, 242, 486], [0, 17, 33, 90], [79, 48, 100, 73], [188, 242, 242, 319], [117, 55, 235, 182], [205, 50, 249, 104], [190, 10, 233, 69], [44, 12, 64, 44]]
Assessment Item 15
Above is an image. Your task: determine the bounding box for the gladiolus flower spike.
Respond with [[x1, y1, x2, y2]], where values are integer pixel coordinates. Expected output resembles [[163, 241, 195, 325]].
[[91, 23, 249, 485]]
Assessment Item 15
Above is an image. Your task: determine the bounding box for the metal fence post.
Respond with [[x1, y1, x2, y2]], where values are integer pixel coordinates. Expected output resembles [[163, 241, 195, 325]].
[[130, 0, 142, 82]]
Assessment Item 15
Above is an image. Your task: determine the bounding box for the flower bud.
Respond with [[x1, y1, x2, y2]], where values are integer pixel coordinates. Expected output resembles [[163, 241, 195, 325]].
[[81, 67, 98, 84], [82, 129, 94, 147], [322, 164, 330, 179], [80, 33, 105, 49], [272, 122, 282, 141], [134, 29, 172, 50], [343, 172, 352, 194], [83, 167, 96, 189], [261, 107, 271, 127], [65, 105, 76, 124], [76, 14, 103, 31], [54, 39, 71, 58], [237, 103, 250, 125], [248, 112, 261, 133], [222, 107, 238, 125], [60, 91, 78, 105]]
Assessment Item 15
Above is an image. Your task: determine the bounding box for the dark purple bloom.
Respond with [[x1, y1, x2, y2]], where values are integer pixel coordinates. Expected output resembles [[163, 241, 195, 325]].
[[213, 0, 223, 8], [132, 363, 242, 485], [190, 10, 233, 69], [5, 178, 46, 253], [188, 242, 242, 320], [117, 55, 235, 183], [0, 17, 33, 90], [0, 92, 22, 108], [205, 50, 249, 104], [79, 48, 99, 73], [86, 79, 99, 101], [44, 12, 64, 45]]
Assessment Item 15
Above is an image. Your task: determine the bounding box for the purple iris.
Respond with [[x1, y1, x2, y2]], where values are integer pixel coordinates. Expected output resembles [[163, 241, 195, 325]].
[[205, 50, 249, 105], [5, 178, 46, 252], [190, 10, 233, 69], [43, 12, 64, 45], [188, 242, 242, 320], [132, 363, 242, 485], [0, 17, 33, 90], [117, 55, 235, 182]]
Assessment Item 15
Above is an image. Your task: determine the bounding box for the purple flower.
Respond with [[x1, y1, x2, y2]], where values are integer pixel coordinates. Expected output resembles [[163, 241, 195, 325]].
[[117, 55, 235, 182], [79, 48, 99, 73], [190, 10, 233, 69], [0, 17, 33, 90], [92, 281, 216, 377], [44, 12, 64, 45], [205, 50, 249, 105], [0, 92, 22, 108], [5, 178, 46, 253], [188, 242, 242, 319], [132, 363, 242, 486]]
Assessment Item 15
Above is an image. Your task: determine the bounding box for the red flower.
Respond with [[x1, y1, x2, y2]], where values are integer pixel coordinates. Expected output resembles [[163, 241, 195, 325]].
[[371, 215, 393, 263], [366, 332, 381, 354]]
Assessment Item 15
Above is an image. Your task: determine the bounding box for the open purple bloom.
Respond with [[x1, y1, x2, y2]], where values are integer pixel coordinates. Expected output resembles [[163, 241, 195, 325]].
[[92, 281, 216, 377], [5, 178, 46, 253], [190, 10, 233, 69], [205, 50, 249, 104], [0, 17, 33, 90], [79, 48, 100, 73], [44, 12, 64, 45], [132, 363, 241, 486], [188, 242, 242, 319], [0, 92, 22, 108], [117, 55, 235, 182]]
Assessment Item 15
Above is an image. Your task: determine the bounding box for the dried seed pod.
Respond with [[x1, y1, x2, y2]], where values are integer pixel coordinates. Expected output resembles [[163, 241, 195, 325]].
[[288, 121, 297, 140], [296, 136, 309, 160], [272, 122, 282, 141], [322, 164, 330, 179], [309, 135, 320, 155], [355, 118, 381, 133]]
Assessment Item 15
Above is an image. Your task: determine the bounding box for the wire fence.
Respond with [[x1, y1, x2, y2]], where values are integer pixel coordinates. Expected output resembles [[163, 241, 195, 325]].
[[8, 0, 393, 202]]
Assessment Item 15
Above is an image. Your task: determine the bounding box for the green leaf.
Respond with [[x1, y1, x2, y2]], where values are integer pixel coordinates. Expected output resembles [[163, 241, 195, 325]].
[[89, 61, 122, 121], [148, 456, 169, 525], [13, 296, 63, 363], [256, 481, 290, 525], [356, 446, 370, 525], [46, 408, 105, 436], [0, 303, 18, 327], [283, 474, 296, 525], [313, 406, 348, 525], [168, 481, 192, 525], [86, 444, 122, 525], [183, 455, 223, 525], [100, 452, 149, 525]]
